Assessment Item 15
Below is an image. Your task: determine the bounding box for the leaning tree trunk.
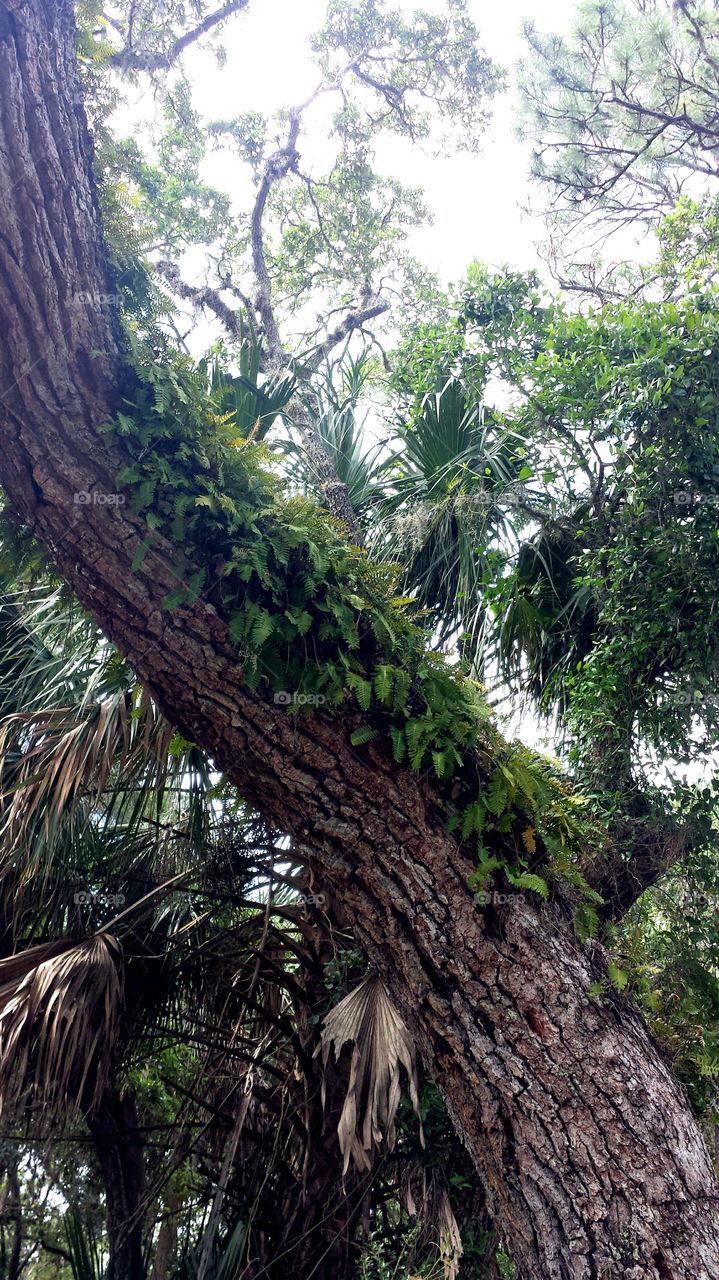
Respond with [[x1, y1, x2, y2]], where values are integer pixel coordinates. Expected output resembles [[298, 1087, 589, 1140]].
[[0, 4, 717, 1276]]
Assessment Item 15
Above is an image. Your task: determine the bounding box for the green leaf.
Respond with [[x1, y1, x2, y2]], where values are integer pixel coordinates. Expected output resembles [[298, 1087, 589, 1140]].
[[348, 673, 372, 711], [251, 608, 274, 648], [373, 664, 394, 704], [131, 541, 150, 572], [608, 963, 628, 992], [350, 725, 378, 746], [485, 770, 509, 815], [162, 586, 187, 611], [187, 569, 206, 602], [508, 871, 549, 899], [461, 801, 486, 840]]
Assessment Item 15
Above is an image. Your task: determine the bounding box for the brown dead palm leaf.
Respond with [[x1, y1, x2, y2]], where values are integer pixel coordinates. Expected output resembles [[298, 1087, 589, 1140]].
[[317, 972, 423, 1173], [400, 1169, 464, 1279], [0, 932, 123, 1120], [0, 690, 174, 888]]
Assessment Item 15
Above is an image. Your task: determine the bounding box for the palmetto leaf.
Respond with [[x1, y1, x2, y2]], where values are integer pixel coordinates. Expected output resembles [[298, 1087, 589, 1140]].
[[0, 932, 123, 1119], [318, 972, 423, 1173], [378, 376, 527, 672], [0, 690, 175, 891]]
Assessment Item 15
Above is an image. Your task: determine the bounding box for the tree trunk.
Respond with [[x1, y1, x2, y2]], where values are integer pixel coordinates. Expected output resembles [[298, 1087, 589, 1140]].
[[0, 3, 717, 1276], [88, 1091, 147, 1280], [4, 1164, 22, 1280]]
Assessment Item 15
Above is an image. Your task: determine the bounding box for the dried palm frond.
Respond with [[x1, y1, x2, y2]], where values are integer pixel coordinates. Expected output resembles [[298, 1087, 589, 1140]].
[[401, 1170, 464, 1280], [435, 1188, 463, 1280], [318, 972, 423, 1173], [0, 932, 123, 1119], [0, 690, 174, 887]]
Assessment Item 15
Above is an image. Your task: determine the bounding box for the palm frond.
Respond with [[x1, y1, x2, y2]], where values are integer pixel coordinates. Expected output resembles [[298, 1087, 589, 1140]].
[[318, 972, 423, 1173], [65, 1211, 106, 1280], [378, 376, 528, 671], [0, 932, 123, 1119], [0, 690, 175, 891]]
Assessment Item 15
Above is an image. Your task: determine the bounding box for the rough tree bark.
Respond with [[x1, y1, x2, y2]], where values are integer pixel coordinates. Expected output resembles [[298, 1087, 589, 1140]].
[[0, 3, 717, 1276]]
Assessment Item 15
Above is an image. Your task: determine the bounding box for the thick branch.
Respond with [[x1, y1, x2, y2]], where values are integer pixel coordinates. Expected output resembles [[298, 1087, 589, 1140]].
[[586, 807, 694, 923], [154, 260, 244, 341]]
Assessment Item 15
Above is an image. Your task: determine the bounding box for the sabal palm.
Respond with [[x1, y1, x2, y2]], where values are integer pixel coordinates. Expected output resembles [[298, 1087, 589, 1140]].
[[0, 570, 480, 1280], [377, 375, 528, 675]]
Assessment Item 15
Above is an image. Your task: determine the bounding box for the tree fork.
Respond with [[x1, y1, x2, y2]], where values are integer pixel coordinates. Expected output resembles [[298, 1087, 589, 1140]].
[[0, 3, 717, 1276]]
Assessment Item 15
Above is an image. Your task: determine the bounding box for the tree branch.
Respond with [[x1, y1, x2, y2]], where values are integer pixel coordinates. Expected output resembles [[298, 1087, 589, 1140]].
[[248, 111, 368, 543], [154, 260, 244, 341], [108, 0, 250, 72], [300, 296, 391, 371]]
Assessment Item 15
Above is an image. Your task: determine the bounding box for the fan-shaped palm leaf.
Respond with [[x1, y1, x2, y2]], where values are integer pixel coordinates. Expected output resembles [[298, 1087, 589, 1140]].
[[318, 972, 423, 1173], [379, 376, 528, 671], [0, 932, 123, 1119]]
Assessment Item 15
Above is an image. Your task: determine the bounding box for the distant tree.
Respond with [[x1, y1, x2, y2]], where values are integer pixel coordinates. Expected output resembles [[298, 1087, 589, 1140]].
[[518, 0, 719, 295]]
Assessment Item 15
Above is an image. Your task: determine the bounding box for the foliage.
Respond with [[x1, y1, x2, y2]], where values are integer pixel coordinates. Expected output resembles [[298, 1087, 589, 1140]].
[[377, 374, 525, 671], [103, 333, 597, 903], [517, 0, 719, 293], [395, 268, 719, 787], [12, 0, 719, 1273], [284, 352, 386, 523], [610, 841, 719, 1122]]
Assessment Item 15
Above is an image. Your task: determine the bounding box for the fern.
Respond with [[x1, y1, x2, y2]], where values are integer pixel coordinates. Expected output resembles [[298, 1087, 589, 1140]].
[[104, 336, 598, 912], [351, 725, 379, 746]]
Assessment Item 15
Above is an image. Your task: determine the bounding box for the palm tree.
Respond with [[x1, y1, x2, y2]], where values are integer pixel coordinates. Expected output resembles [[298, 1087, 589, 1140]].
[[0, 562, 493, 1280]]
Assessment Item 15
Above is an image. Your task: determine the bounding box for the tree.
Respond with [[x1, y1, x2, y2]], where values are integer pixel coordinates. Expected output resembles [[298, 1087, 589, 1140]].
[[0, 565, 489, 1280], [517, 0, 719, 295], [91, 0, 500, 537], [1, 3, 719, 1278]]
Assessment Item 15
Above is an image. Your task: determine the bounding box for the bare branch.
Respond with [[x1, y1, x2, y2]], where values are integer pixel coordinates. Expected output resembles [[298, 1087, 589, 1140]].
[[154, 259, 244, 341]]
